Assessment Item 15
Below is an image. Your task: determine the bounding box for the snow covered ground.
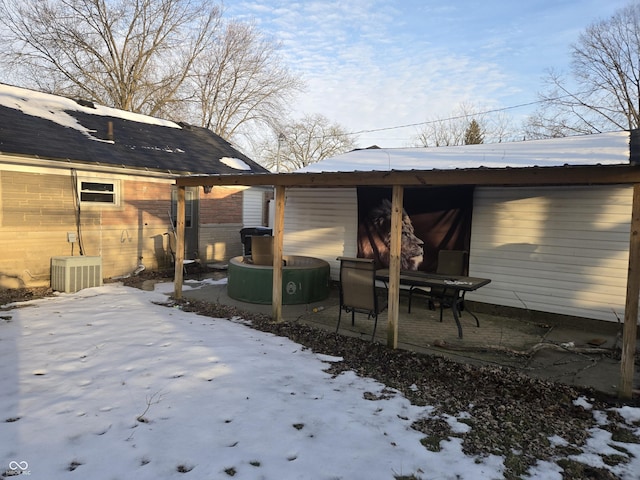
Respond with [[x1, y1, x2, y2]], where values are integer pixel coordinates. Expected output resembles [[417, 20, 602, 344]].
[[1, 280, 639, 479]]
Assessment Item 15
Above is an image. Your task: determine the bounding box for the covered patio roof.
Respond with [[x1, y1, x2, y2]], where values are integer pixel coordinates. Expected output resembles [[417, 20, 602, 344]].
[[173, 131, 640, 398], [177, 162, 640, 188]]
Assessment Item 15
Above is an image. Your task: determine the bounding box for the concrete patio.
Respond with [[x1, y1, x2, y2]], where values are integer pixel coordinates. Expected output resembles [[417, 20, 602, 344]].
[[180, 274, 637, 399]]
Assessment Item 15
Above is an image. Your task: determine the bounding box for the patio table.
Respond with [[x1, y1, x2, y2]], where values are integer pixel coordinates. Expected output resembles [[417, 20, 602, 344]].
[[376, 269, 491, 339]]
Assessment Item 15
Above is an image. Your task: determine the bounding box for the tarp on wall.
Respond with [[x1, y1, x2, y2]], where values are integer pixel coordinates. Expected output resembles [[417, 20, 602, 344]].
[[357, 186, 474, 272]]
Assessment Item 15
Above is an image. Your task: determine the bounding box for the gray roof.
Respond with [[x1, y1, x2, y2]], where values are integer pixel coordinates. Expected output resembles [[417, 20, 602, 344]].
[[0, 83, 267, 175]]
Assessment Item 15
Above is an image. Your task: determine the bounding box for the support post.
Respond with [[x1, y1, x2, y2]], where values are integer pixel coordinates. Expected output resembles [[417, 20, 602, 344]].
[[272, 185, 286, 322], [173, 186, 186, 299], [387, 185, 403, 349], [620, 183, 640, 398]]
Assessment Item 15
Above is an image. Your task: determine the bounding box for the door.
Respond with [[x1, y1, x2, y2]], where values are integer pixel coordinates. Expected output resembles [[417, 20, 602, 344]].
[[171, 187, 199, 260]]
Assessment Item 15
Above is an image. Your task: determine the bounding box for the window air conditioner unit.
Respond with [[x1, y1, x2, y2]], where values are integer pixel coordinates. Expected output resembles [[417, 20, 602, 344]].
[[51, 256, 103, 293]]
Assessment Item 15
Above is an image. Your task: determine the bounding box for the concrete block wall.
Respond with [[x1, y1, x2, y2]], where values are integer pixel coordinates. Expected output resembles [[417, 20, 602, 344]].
[[199, 223, 244, 263]]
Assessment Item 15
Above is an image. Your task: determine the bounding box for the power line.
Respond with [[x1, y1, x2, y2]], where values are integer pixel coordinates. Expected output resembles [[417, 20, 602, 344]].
[[346, 92, 583, 137]]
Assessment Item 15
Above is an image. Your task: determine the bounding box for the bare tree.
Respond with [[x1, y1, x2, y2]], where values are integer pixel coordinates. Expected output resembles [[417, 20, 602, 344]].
[[187, 20, 304, 140], [413, 103, 515, 147], [414, 115, 465, 147], [485, 110, 516, 143], [258, 114, 357, 172], [0, 0, 223, 117], [525, 3, 640, 138], [0, 0, 303, 145]]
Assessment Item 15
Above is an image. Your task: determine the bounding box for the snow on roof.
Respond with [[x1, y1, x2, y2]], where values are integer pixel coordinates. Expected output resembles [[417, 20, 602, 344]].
[[0, 83, 181, 142], [220, 156, 252, 170], [298, 131, 630, 173]]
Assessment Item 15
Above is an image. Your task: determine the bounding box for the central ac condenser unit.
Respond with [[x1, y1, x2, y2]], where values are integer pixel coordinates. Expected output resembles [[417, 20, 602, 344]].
[[51, 256, 103, 293]]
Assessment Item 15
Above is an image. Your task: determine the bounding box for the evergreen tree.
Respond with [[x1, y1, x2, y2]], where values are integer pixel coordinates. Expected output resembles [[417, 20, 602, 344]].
[[464, 119, 484, 145]]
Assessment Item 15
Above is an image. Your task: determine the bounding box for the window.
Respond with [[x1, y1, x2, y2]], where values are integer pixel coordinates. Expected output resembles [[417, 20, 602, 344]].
[[78, 179, 119, 205]]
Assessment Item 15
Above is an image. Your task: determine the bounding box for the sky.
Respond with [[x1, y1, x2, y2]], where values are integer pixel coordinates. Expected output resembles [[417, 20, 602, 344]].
[[226, 0, 632, 148], [2, 279, 640, 479]]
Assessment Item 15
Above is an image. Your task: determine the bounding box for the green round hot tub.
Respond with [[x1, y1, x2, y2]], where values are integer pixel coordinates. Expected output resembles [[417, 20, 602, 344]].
[[227, 255, 330, 304]]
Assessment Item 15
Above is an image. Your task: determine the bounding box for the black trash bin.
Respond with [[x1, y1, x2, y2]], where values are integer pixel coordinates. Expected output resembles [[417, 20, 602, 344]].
[[239, 227, 273, 255]]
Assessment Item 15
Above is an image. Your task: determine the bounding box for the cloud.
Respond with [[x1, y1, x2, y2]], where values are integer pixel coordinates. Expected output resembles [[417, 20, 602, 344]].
[[228, 1, 516, 146], [227, 0, 631, 147]]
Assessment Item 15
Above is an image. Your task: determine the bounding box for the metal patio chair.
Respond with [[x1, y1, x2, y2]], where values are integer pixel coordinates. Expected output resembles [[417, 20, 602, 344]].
[[408, 250, 479, 327], [164, 231, 201, 278], [336, 257, 387, 341]]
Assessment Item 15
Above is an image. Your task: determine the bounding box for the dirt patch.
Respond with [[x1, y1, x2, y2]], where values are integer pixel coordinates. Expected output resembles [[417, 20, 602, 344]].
[[0, 286, 55, 309]]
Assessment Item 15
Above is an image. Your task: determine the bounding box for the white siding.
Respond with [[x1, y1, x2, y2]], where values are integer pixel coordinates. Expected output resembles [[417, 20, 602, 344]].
[[469, 185, 633, 322], [283, 188, 358, 280], [243, 187, 266, 226]]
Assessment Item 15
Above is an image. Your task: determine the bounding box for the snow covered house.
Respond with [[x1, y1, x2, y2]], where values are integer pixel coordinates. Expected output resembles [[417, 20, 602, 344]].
[[0, 83, 269, 289]]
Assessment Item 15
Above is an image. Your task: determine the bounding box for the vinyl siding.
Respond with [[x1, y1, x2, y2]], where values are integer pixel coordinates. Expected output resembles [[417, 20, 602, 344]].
[[242, 187, 265, 227], [283, 188, 358, 280], [468, 185, 633, 322]]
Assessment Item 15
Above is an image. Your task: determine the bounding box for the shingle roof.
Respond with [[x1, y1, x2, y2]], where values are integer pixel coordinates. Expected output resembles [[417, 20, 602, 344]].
[[0, 83, 268, 175]]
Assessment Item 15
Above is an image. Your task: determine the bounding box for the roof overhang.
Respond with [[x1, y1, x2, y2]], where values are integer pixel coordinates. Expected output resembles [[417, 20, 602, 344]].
[[1, 151, 189, 179], [175, 163, 640, 188]]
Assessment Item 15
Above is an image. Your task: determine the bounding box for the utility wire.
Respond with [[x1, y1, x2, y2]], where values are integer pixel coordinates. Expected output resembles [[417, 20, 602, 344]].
[[345, 91, 589, 137]]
